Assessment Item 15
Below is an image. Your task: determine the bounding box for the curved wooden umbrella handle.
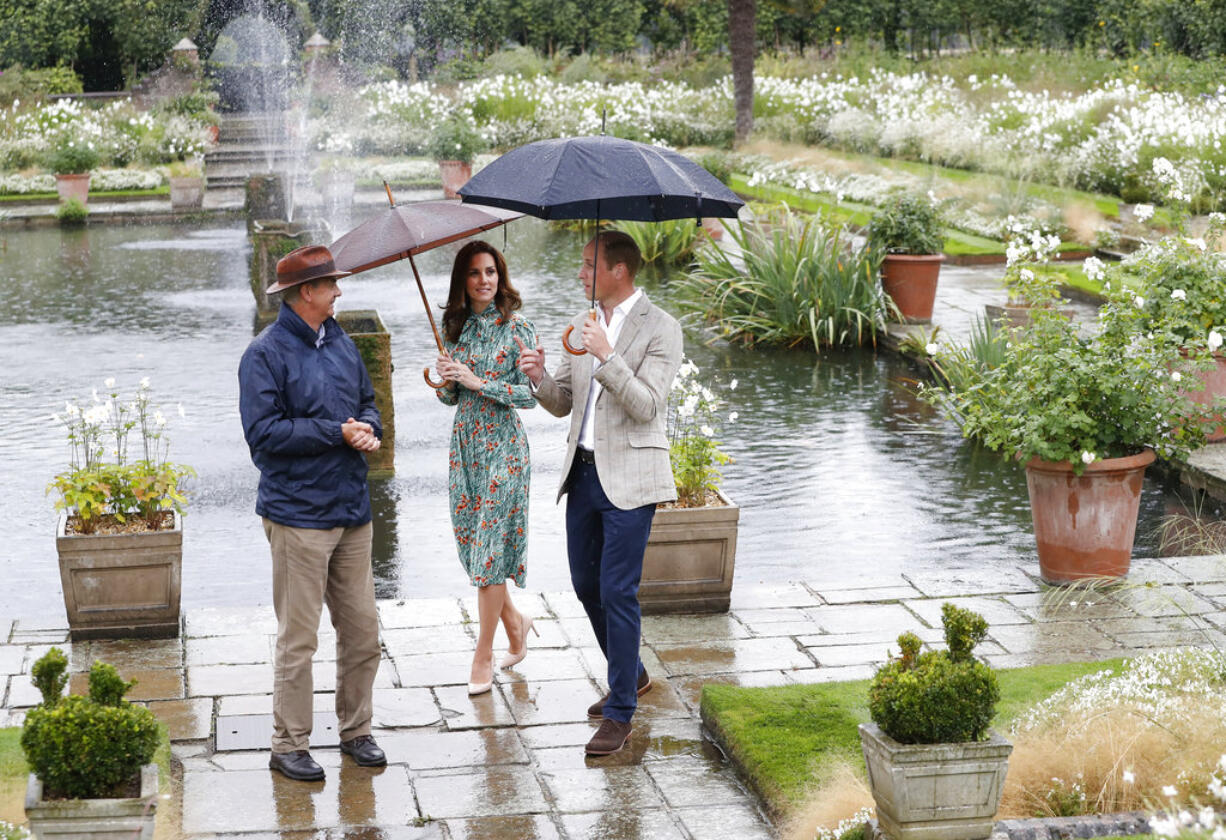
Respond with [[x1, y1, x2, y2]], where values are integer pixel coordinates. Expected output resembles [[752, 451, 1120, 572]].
[[424, 367, 448, 389], [562, 325, 587, 356], [562, 309, 597, 356]]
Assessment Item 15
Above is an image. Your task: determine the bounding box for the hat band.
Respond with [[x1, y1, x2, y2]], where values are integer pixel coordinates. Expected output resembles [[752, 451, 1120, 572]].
[[279, 259, 343, 287]]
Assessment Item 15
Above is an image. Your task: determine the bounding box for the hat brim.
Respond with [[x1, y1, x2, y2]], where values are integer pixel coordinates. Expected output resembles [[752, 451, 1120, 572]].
[[264, 268, 351, 295]]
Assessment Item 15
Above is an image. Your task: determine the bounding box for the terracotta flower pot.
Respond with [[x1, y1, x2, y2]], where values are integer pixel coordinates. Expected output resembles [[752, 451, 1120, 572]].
[[437, 160, 472, 200], [1024, 448, 1154, 584], [881, 253, 943, 323], [55, 173, 91, 206], [1181, 352, 1226, 442]]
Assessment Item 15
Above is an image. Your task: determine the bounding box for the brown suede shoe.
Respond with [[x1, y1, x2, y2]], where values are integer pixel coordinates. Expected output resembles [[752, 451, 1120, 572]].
[[585, 717, 632, 756], [586, 669, 652, 719]]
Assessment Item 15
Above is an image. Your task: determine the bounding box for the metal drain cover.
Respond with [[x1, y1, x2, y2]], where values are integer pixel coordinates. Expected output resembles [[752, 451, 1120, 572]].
[[215, 712, 340, 751]]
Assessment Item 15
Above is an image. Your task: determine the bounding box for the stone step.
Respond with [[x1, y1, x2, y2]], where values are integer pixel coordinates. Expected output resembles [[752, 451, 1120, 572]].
[[205, 147, 303, 164]]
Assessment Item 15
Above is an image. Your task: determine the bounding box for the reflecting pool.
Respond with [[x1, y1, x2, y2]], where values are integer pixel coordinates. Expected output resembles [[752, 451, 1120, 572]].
[[0, 208, 1217, 618]]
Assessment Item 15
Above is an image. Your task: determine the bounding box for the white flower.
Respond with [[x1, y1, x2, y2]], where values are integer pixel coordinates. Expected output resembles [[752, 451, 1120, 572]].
[[104, 377, 115, 388], [1020, 268, 1034, 282], [1081, 451, 1096, 465], [700, 424, 714, 437], [1200, 806, 1218, 830], [1171, 289, 1186, 301], [1123, 769, 1135, 784], [1188, 237, 1208, 252], [728, 411, 738, 422], [729, 378, 738, 391], [1163, 785, 1179, 797], [925, 343, 939, 356], [1171, 371, 1183, 383], [1083, 256, 1106, 282], [1210, 330, 1223, 351], [177, 403, 186, 418], [1134, 203, 1155, 222], [140, 376, 151, 389], [1135, 296, 1146, 309], [154, 411, 167, 427]]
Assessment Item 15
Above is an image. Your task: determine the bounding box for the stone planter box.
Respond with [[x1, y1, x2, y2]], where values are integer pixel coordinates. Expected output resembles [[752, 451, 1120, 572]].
[[25, 763, 158, 840], [335, 310, 395, 477], [169, 175, 204, 210], [639, 490, 738, 614], [56, 511, 182, 640], [860, 722, 1012, 840]]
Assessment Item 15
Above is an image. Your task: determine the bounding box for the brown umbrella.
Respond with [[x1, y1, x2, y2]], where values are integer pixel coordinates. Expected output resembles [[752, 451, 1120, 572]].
[[329, 188, 522, 388]]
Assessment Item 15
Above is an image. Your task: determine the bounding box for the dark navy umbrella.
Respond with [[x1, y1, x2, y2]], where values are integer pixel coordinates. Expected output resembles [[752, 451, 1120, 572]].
[[459, 134, 744, 353]]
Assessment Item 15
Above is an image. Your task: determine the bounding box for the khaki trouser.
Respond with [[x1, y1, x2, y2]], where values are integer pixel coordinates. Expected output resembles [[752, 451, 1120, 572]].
[[263, 519, 380, 753]]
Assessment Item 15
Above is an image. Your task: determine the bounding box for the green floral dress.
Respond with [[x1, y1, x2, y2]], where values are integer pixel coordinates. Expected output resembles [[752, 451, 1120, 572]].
[[437, 307, 536, 588]]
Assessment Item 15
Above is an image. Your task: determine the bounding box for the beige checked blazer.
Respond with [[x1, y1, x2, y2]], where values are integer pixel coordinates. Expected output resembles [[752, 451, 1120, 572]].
[[533, 292, 684, 510]]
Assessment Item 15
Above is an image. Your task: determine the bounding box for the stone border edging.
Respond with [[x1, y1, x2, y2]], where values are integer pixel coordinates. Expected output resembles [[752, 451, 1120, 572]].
[[866, 812, 1152, 839]]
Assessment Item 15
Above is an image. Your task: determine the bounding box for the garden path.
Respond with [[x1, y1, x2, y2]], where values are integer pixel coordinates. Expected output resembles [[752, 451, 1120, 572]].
[[2, 564, 1224, 839]]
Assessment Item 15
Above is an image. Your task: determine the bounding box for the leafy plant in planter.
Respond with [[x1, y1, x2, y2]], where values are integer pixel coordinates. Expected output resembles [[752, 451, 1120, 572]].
[[45, 140, 100, 176], [860, 603, 1011, 840], [49, 378, 193, 535], [426, 115, 485, 165], [21, 648, 160, 798], [867, 193, 946, 323]]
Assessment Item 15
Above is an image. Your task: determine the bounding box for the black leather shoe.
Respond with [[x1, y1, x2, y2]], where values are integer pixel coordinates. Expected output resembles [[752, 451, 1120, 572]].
[[587, 669, 652, 719], [269, 750, 325, 781], [340, 734, 387, 767]]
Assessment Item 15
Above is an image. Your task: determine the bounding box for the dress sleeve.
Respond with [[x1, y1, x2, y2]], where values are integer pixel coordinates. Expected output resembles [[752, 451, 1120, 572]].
[[476, 316, 537, 409]]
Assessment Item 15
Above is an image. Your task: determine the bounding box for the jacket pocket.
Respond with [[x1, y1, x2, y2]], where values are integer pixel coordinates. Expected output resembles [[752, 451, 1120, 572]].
[[627, 430, 668, 449]]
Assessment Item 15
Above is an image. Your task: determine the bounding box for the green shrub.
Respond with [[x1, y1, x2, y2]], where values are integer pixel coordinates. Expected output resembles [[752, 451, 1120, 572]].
[[868, 603, 1000, 744], [0, 65, 82, 105], [866, 193, 945, 255], [695, 150, 734, 186], [45, 141, 99, 175], [55, 198, 88, 225], [21, 650, 160, 799], [153, 87, 219, 123], [481, 46, 548, 78], [679, 203, 888, 351], [425, 115, 485, 164]]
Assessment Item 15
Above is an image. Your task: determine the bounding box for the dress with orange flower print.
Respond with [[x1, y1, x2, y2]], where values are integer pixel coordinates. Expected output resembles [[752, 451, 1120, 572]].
[[437, 307, 537, 587]]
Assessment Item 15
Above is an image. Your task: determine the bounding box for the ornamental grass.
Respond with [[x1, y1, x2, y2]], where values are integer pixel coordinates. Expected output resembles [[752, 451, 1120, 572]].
[[677, 203, 888, 351]]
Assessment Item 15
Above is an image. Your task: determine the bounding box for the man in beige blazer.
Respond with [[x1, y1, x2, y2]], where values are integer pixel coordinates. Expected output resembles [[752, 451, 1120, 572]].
[[517, 230, 683, 756]]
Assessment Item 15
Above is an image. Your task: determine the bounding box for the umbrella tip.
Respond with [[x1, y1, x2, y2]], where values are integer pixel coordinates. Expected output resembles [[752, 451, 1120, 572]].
[[601, 106, 606, 135], [384, 180, 395, 208]]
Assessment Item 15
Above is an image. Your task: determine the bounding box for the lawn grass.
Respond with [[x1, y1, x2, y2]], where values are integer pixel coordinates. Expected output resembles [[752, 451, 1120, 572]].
[[0, 186, 170, 203], [700, 658, 1125, 819]]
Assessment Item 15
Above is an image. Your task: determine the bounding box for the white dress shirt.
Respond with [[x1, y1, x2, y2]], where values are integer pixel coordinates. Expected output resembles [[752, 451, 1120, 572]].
[[577, 288, 642, 451]]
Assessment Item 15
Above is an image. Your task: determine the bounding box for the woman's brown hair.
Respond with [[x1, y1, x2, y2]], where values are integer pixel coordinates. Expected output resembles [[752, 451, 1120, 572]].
[[441, 241, 522, 344]]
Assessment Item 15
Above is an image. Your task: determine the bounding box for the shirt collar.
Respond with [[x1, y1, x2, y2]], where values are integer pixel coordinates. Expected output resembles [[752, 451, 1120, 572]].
[[603, 288, 642, 324]]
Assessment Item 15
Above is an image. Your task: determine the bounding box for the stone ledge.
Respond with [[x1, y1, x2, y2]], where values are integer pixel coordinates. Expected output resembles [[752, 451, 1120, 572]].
[[866, 811, 1152, 839]]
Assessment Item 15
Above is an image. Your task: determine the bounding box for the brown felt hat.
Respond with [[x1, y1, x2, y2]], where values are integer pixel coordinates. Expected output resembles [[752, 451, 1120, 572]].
[[266, 244, 351, 294]]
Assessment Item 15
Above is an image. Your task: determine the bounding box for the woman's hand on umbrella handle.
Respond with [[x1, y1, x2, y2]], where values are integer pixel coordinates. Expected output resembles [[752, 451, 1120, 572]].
[[514, 335, 545, 385], [427, 351, 452, 390]]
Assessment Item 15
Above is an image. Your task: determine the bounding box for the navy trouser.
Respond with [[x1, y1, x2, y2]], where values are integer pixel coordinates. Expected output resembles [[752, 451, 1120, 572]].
[[565, 459, 656, 723]]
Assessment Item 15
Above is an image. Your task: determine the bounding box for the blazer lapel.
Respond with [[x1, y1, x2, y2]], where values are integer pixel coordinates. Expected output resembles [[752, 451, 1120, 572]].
[[613, 293, 651, 356]]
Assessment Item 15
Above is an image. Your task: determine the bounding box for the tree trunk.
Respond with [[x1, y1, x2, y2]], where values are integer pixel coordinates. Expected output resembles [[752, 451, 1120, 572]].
[[728, 0, 756, 146]]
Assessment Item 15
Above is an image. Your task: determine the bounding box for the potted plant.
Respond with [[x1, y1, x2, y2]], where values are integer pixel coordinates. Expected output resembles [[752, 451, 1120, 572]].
[[984, 223, 1076, 328], [640, 358, 739, 614], [48, 378, 194, 639], [426, 116, 485, 199], [860, 603, 1011, 840], [867, 193, 946, 323], [922, 297, 1213, 583], [22, 648, 161, 839], [167, 158, 205, 211], [1111, 216, 1226, 440], [45, 140, 100, 206]]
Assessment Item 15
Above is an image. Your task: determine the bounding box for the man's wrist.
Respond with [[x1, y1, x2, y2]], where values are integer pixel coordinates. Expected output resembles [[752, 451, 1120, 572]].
[[602, 350, 618, 364]]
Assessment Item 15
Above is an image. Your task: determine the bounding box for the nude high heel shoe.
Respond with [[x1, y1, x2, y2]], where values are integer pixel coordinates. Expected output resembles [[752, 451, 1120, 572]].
[[499, 614, 538, 669], [467, 661, 493, 696]]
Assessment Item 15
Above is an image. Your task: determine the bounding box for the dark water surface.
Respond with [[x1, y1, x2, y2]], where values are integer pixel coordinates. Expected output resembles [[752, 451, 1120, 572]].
[[0, 210, 1213, 617]]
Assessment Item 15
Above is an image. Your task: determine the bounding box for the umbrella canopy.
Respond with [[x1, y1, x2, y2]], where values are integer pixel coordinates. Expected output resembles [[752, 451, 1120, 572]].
[[328, 197, 523, 388], [457, 135, 744, 222], [329, 199, 523, 275]]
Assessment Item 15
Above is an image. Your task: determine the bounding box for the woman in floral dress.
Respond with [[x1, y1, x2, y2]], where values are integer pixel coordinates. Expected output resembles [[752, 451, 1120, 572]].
[[435, 241, 538, 695]]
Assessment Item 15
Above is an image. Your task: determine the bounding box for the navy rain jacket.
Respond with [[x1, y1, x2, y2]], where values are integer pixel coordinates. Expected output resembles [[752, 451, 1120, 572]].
[[239, 303, 382, 529]]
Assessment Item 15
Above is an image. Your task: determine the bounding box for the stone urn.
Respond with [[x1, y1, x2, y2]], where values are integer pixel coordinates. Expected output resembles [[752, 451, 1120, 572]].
[[1024, 448, 1154, 584], [859, 722, 1012, 840], [55, 511, 182, 640], [881, 254, 943, 323], [437, 160, 472, 199], [639, 490, 739, 614], [169, 175, 205, 210], [54, 173, 91, 206], [26, 763, 159, 840]]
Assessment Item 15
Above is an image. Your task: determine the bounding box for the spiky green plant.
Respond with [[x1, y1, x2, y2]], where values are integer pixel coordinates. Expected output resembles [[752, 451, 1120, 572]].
[[618, 218, 704, 266], [677, 203, 889, 352]]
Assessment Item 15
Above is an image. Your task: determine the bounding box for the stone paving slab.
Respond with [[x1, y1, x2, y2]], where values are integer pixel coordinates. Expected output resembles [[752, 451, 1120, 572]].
[[3, 579, 1225, 839]]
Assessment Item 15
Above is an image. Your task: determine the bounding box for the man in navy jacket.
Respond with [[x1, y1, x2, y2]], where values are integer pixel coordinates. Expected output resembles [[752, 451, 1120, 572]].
[[239, 244, 387, 781]]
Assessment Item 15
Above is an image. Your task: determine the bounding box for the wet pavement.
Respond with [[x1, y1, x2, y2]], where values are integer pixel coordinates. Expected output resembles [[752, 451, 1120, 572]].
[[4, 566, 1226, 839]]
